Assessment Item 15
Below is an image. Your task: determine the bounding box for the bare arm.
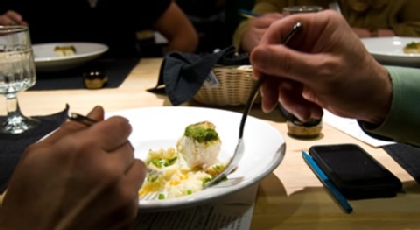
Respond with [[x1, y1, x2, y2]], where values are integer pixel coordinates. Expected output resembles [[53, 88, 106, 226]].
[[153, 2, 198, 53]]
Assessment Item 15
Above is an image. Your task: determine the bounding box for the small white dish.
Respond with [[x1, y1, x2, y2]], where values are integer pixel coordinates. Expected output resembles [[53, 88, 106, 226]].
[[33, 42, 108, 72], [361, 37, 420, 67], [104, 106, 286, 211]]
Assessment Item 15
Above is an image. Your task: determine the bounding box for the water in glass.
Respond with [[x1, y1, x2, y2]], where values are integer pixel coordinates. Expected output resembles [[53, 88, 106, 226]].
[[0, 26, 38, 134]]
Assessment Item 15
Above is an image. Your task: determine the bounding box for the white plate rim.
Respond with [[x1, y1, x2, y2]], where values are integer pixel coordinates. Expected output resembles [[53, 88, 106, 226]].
[[33, 42, 108, 63], [105, 106, 286, 210], [361, 36, 420, 58]]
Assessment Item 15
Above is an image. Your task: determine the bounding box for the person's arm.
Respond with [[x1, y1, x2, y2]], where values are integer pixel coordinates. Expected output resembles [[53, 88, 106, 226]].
[[153, 2, 198, 53], [391, 0, 420, 37], [360, 66, 420, 146], [232, 0, 285, 50]]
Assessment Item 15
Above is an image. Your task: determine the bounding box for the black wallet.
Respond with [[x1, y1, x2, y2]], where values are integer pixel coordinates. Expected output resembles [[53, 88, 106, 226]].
[[309, 144, 402, 200]]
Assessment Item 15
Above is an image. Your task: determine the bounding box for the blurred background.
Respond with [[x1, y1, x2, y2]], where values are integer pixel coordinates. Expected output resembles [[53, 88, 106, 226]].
[[137, 0, 254, 56]]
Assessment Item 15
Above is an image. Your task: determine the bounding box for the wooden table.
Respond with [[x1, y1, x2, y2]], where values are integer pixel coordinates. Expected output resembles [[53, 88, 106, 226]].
[[2, 58, 419, 229]]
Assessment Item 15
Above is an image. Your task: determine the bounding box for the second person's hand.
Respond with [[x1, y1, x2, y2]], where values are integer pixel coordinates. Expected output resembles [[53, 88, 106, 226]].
[[241, 13, 283, 52], [0, 10, 28, 26], [250, 10, 393, 126], [0, 106, 146, 230]]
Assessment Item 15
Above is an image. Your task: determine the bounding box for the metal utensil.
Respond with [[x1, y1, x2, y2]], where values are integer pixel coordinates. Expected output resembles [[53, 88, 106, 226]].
[[67, 113, 97, 126], [329, 0, 342, 14], [203, 22, 303, 189]]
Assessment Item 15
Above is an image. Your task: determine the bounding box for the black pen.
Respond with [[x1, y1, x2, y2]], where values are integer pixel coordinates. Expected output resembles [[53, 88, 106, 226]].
[[67, 113, 98, 127]]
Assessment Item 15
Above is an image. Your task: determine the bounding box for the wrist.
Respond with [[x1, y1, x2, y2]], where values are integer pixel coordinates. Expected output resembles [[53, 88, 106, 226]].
[[364, 64, 393, 126]]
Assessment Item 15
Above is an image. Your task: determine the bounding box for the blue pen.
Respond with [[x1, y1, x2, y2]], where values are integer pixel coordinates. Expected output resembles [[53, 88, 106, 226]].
[[238, 9, 261, 18], [302, 151, 353, 214]]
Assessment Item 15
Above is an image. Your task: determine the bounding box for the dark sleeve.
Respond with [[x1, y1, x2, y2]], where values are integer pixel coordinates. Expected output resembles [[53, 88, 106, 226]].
[[0, 0, 15, 14], [131, 0, 172, 30]]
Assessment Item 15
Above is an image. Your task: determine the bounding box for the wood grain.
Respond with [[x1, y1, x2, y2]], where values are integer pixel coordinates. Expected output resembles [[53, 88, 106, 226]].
[[0, 58, 418, 229]]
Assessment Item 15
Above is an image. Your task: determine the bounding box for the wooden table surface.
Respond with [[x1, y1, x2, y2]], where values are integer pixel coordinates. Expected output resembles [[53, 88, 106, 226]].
[[1, 58, 419, 229]]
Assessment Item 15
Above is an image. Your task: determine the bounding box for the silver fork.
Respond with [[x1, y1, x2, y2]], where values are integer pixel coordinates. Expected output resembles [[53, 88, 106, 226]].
[[329, 0, 342, 14], [140, 192, 160, 201], [203, 22, 303, 189]]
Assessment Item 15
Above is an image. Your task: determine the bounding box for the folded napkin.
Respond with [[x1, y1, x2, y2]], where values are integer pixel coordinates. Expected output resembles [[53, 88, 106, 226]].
[[0, 105, 70, 193], [147, 46, 250, 105], [383, 143, 420, 183]]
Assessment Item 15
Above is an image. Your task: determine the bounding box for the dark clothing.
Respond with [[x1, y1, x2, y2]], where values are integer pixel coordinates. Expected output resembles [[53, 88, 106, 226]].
[[176, 0, 226, 54], [0, 0, 171, 57]]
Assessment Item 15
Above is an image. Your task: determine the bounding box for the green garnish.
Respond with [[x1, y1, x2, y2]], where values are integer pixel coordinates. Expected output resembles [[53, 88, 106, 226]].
[[168, 156, 177, 164], [158, 194, 165, 200], [203, 177, 212, 186], [184, 122, 218, 143], [147, 176, 158, 182], [406, 42, 419, 49], [202, 175, 228, 187], [150, 156, 177, 168], [187, 190, 192, 195]]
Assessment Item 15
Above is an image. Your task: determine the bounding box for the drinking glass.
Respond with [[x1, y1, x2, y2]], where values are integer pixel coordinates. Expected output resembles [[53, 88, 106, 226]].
[[282, 6, 323, 16], [0, 26, 38, 134]]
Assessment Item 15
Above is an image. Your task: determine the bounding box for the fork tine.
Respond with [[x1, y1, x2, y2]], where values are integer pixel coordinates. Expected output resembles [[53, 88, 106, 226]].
[[140, 192, 159, 201]]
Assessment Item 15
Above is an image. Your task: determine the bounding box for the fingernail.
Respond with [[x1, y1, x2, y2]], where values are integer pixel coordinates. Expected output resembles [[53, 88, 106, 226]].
[[87, 106, 100, 117], [294, 113, 305, 122], [311, 110, 323, 120]]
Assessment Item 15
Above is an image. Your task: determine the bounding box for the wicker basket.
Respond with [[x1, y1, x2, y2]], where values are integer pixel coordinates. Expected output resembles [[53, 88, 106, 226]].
[[193, 65, 261, 106]]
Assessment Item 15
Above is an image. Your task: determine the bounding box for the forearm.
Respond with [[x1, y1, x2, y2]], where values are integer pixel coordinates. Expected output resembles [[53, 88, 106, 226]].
[[167, 34, 197, 53], [360, 66, 420, 146], [153, 2, 197, 53]]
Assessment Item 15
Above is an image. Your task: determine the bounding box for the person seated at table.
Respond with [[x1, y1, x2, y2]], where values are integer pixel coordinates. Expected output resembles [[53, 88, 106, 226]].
[[234, 0, 420, 52], [250, 9, 420, 146], [0, 106, 147, 230], [0, 0, 198, 57], [4, 11, 420, 229]]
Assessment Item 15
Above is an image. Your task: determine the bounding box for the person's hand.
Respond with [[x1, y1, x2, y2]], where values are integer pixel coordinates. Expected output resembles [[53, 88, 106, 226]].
[[0, 10, 28, 26], [250, 10, 393, 125], [241, 13, 283, 52], [0, 106, 146, 230]]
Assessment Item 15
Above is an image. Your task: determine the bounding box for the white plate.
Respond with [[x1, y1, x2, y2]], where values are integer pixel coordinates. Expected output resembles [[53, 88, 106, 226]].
[[105, 106, 286, 211], [33, 43, 108, 72], [361, 37, 420, 67]]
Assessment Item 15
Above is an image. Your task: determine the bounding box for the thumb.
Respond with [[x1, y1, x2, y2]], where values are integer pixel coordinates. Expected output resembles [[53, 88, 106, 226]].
[[35, 106, 105, 147], [250, 44, 328, 85], [87, 106, 105, 121], [6, 10, 23, 23]]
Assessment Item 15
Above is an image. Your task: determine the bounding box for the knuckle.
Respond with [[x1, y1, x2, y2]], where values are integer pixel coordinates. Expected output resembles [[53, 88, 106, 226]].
[[56, 135, 98, 161], [98, 160, 122, 181], [317, 56, 340, 79], [276, 49, 292, 75], [108, 116, 130, 130]]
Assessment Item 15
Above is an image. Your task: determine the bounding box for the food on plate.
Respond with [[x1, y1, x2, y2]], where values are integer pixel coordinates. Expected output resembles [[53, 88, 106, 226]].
[[403, 42, 420, 54], [54, 45, 77, 57], [177, 121, 221, 169], [139, 121, 228, 200]]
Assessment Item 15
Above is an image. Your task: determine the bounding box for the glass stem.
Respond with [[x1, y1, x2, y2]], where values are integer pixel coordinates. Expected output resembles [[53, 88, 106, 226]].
[[5, 93, 23, 125]]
